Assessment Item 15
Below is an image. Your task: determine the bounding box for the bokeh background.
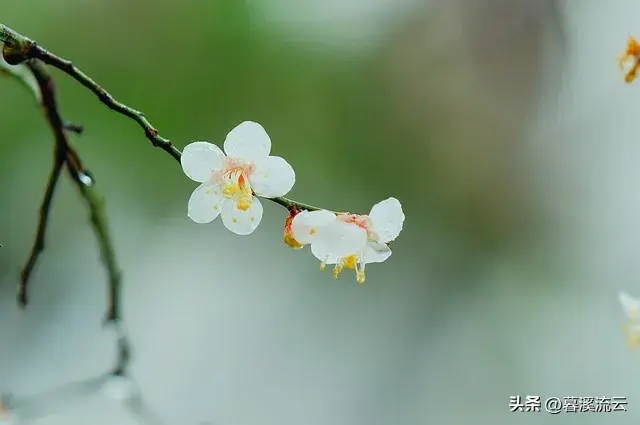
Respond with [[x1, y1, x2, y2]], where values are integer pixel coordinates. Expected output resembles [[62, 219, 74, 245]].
[[0, 0, 639, 424]]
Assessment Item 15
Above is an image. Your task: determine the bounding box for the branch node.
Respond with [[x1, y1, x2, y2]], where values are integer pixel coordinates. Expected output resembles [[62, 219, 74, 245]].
[[63, 122, 84, 134], [145, 127, 159, 140]]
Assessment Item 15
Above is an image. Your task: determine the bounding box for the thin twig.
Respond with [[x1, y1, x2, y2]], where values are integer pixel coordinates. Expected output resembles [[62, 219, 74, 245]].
[[5, 52, 133, 374], [112, 323, 131, 376], [2, 22, 325, 323], [26, 59, 125, 325], [0, 23, 321, 212], [18, 145, 65, 307], [63, 121, 84, 134]]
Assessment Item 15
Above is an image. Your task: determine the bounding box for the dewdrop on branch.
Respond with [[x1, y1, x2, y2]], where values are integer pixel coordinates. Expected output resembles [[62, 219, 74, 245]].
[[290, 197, 405, 284], [619, 36, 640, 83], [181, 121, 296, 235], [618, 291, 640, 349]]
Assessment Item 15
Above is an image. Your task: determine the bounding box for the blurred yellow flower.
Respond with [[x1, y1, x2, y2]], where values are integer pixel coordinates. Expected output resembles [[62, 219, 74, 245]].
[[619, 36, 640, 83], [619, 292, 640, 348]]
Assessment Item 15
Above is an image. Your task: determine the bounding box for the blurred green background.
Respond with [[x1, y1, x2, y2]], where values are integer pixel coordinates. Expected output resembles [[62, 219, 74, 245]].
[[1, 1, 640, 424]]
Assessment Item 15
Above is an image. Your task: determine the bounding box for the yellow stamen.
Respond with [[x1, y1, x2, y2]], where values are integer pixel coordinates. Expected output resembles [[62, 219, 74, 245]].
[[221, 169, 253, 211], [333, 264, 343, 279], [342, 255, 357, 270], [236, 195, 252, 211], [619, 36, 640, 83], [356, 270, 366, 284], [222, 184, 238, 198], [319, 262, 326, 270], [623, 323, 640, 349]]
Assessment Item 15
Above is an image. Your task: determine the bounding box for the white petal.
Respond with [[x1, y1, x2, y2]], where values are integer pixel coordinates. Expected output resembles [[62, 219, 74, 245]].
[[223, 121, 271, 161], [181, 141, 226, 183], [368, 197, 405, 243], [619, 292, 640, 320], [361, 241, 392, 264], [312, 252, 342, 265], [187, 184, 225, 223], [249, 156, 296, 198], [310, 221, 367, 263], [291, 210, 337, 245], [221, 196, 264, 235]]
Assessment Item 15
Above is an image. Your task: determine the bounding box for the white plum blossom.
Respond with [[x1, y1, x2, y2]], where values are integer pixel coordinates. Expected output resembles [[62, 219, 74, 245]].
[[291, 197, 405, 283], [181, 121, 296, 235], [619, 291, 640, 349]]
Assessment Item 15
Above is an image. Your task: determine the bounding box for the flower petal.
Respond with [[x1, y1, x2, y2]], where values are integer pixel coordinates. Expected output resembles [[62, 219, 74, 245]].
[[181, 141, 225, 183], [368, 197, 405, 243], [223, 121, 271, 161], [221, 195, 264, 235], [187, 184, 225, 223], [249, 156, 296, 198], [361, 241, 392, 264], [310, 220, 367, 264], [619, 291, 640, 320], [291, 210, 337, 245]]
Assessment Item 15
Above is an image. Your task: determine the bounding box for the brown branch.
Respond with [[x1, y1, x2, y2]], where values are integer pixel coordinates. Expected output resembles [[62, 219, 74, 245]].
[[1, 22, 326, 327], [63, 121, 84, 134], [23, 59, 130, 374], [0, 21, 344, 422], [18, 145, 64, 306], [0, 23, 321, 212]]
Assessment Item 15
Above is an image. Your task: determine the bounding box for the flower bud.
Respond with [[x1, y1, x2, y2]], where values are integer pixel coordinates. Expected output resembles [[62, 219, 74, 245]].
[[283, 209, 303, 249]]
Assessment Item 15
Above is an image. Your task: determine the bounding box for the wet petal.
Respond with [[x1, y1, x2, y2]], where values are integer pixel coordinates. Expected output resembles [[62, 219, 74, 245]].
[[181, 141, 225, 183], [619, 292, 640, 320], [250, 156, 296, 198], [223, 121, 271, 161], [368, 197, 405, 243], [291, 210, 336, 245], [187, 184, 225, 224], [310, 220, 367, 263], [361, 241, 392, 264], [221, 195, 264, 235], [313, 252, 342, 265]]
